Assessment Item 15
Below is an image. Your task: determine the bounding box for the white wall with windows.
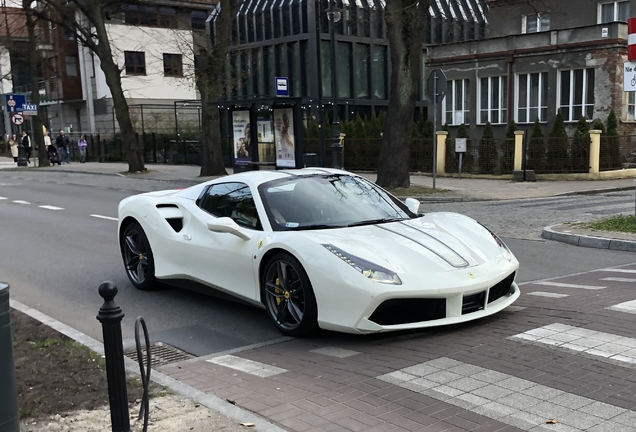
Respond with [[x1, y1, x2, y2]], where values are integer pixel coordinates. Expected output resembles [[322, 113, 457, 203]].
[[93, 24, 196, 100], [515, 72, 548, 123], [478, 76, 507, 124], [445, 79, 470, 125]]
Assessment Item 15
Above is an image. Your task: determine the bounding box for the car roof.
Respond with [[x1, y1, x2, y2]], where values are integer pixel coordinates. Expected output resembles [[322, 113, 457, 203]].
[[175, 168, 354, 200]]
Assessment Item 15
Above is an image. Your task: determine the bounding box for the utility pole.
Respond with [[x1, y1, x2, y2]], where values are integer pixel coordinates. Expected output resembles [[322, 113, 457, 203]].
[[328, 0, 342, 169]]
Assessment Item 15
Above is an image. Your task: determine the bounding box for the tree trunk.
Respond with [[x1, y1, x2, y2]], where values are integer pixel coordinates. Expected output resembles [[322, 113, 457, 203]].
[[88, 2, 144, 173], [23, 3, 48, 167], [199, 90, 226, 176], [376, 0, 429, 189], [198, 0, 238, 177]]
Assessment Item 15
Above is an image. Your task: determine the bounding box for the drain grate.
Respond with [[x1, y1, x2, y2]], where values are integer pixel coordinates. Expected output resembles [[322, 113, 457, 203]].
[[123, 342, 194, 367]]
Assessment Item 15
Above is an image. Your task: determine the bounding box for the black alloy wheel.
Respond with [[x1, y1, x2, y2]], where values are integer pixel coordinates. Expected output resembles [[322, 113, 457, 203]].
[[262, 252, 318, 336], [121, 222, 156, 290]]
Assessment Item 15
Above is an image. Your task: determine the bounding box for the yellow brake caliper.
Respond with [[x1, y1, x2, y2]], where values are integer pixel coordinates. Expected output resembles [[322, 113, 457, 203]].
[[275, 277, 283, 305]]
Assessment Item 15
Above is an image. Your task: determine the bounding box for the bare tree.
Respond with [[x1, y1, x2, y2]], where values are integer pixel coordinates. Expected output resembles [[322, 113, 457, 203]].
[[196, 0, 239, 177], [376, 0, 431, 189], [35, 0, 144, 172]]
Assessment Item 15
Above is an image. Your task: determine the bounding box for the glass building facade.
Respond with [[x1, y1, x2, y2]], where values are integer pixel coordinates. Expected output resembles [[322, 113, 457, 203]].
[[211, 0, 489, 122]]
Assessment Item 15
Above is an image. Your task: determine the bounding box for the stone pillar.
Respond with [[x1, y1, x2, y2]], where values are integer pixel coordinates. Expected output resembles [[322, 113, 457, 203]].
[[514, 131, 524, 171], [589, 130, 601, 175], [436, 131, 448, 175]]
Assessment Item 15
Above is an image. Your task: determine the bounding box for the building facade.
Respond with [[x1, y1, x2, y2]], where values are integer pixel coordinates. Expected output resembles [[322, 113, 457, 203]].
[[433, 0, 635, 138], [214, 0, 489, 123], [35, 0, 213, 136]]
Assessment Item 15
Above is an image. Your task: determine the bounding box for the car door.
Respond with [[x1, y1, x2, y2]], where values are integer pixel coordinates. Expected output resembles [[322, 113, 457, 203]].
[[181, 182, 263, 302]]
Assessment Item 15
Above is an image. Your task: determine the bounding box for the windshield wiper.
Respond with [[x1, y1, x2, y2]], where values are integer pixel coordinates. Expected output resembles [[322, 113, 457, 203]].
[[290, 224, 344, 231], [347, 217, 406, 228]]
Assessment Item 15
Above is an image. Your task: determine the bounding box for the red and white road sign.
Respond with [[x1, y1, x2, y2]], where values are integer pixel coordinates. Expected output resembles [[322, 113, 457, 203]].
[[11, 112, 24, 126], [629, 18, 636, 60]]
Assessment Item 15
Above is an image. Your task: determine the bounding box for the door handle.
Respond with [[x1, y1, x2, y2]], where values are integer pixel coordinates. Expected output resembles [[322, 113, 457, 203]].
[[183, 234, 192, 241]]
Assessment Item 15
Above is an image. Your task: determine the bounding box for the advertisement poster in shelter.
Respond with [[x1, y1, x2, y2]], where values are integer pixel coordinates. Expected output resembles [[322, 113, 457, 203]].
[[232, 110, 251, 165], [273, 108, 295, 168]]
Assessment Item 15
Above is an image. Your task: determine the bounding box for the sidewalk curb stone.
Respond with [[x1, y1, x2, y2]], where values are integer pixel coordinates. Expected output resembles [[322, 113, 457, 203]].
[[542, 224, 636, 252]]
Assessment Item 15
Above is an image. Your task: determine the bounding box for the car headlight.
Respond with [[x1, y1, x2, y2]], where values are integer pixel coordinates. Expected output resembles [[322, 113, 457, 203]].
[[479, 224, 513, 262], [322, 244, 402, 285]]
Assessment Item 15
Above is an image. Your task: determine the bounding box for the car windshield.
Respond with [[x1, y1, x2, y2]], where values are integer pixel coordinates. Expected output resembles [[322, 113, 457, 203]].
[[258, 174, 417, 231]]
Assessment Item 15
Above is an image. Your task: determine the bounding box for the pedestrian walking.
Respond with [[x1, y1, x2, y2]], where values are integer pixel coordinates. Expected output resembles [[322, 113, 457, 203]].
[[78, 135, 87, 163], [9, 134, 18, 163], [43, 131, 51, 151], [21, 131, 31, 163], [56, 130, 70, 164]]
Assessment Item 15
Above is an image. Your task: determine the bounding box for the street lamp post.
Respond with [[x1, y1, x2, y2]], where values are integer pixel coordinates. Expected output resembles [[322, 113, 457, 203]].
[[328, 0, 342, 169]]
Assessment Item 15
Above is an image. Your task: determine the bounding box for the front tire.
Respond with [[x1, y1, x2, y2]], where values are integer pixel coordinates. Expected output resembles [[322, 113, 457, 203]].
[[120, 221, 156, 290], [262, 252, 318, 337]]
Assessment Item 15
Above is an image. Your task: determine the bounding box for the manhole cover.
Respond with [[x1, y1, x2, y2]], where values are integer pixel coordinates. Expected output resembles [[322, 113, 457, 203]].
[[124, 342, 194, 367]]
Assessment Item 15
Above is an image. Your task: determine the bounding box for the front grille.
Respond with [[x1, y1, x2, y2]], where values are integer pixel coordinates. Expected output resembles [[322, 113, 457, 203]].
[[369, 298, 446, 326], [462, 291, 485, 314], [487, 272, 516, 304]]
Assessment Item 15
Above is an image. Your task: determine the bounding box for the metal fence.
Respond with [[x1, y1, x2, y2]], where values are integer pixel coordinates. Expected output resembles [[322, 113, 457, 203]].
[[61, 133, 233, 166], [304, 138, 434, 172], [524, 136, 589, 174], [444, 138, 515, 174], [606, 135, 635, 171]]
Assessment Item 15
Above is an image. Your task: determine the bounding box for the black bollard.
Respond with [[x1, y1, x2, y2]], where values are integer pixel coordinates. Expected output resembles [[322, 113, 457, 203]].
[[16, 145, 27, 167], [0, 283, 19, 432], [96, 282, 131, 432]]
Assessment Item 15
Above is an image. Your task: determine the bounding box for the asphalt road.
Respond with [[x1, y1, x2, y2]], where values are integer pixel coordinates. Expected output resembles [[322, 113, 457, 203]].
[[1, 171, 635, 357]]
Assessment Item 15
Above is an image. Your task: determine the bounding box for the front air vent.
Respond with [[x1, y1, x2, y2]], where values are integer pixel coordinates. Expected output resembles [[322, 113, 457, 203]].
[[487, 272, 516, 304], [369, 298, 446, 326], [462, 291, 485, 315], [156, 204, 179, 208]]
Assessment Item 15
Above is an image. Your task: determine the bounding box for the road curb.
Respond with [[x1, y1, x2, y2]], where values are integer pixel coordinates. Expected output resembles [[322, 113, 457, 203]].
[[552, 186, 635, 196], [9, 299, 288, 432], [542, 224, 636, 252]]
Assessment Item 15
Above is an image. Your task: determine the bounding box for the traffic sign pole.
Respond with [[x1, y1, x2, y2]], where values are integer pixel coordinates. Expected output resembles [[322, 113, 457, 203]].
[[433, 74, 437, 190]]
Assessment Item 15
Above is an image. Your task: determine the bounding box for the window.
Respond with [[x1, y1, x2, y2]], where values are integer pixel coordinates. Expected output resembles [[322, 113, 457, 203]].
[[523, 13, 550, 33], [479, 76, 507, 124], [558, 69, 595, 122], [163, 54, 183, 77], [354, 44, 370, 99], [599, 1, 629, 23], [124, 51, 146, 75], [200, 183, 261, 230], [628, 92, 636, 121], [191, 10, 207, 30], [516, 72, 548, 123], [337, 42, 352, 99], [445, 79, 470, 125], [125, 5, 177, 28], [320, 40, 332, 98], [65, 56, 77, 77], [371, 45, 386, 99]]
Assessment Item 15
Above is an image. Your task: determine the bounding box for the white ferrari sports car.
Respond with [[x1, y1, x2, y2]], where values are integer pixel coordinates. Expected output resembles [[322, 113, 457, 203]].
[[118, 168, 520, 336]]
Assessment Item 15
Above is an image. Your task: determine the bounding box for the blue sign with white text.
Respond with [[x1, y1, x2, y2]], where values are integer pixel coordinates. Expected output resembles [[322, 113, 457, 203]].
[[22, 103, 37, 112], [5, 94, 25, 113], [275, 77, 289, 97]]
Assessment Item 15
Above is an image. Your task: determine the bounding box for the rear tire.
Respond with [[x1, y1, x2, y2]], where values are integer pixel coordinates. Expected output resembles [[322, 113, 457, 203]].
[[262, 252, 318, 337], [120, 221, 157, 290]]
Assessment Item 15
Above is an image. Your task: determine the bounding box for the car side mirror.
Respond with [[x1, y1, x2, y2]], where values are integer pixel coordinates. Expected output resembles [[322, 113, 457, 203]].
[[405, 198, 421, 214], [207, 217, 252, 241]]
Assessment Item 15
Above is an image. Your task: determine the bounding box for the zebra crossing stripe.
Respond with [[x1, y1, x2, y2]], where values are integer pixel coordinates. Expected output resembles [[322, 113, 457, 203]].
[[607, 300, 636, 315], [598, 269, 636, 274], [377, 356, 635, 431], [510, 323, 636, 364], [601, 277, 636, 283], [207, 355, 287, 378], [533, 281, 606, 290], [527, 292, 569, 298]]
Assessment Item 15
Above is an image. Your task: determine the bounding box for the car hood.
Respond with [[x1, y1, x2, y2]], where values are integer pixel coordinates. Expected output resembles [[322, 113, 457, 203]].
[[305, 213, 511, 273]]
